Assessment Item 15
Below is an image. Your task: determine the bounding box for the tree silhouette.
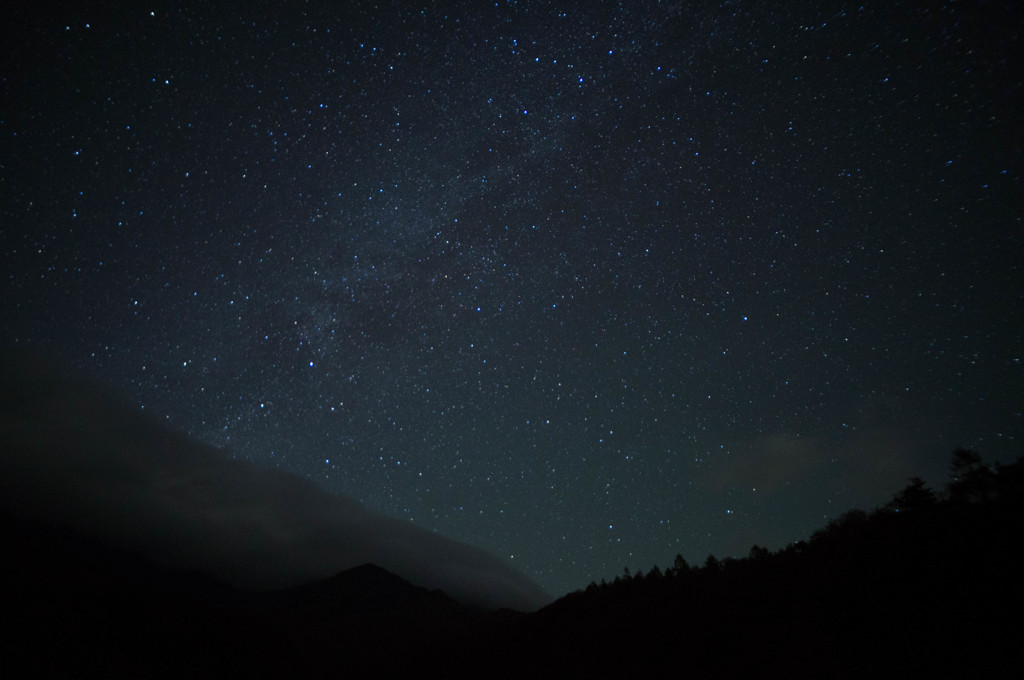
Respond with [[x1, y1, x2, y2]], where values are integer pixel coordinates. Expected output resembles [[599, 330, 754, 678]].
[[885, 477, 937, 513], [748, 545, 770, 562], [487, 448, 1022, 677], [949, 447, 982, 483], [947, 447, 995, 503]]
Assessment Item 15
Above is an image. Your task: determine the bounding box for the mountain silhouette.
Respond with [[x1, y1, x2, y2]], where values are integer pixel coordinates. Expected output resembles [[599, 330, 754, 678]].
[[280, 561, 457, 614], [0, 348, 550, 611], [2, 352, 1020, 677], [2, 509, 498, 677], [6, 451, 1021, 677]]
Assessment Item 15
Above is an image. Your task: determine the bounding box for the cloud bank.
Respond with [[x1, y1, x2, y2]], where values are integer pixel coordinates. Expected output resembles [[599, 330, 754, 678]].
[[0, 350, 550, 611]]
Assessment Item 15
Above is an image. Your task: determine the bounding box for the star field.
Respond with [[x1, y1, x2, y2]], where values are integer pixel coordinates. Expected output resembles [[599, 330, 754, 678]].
[[3, 1, 1022, 597]]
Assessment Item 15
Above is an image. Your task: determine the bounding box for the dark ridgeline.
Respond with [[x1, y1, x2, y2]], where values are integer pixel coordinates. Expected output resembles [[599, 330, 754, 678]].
[[4, 449, 1022, 678], [516, 449, 1024, 678]]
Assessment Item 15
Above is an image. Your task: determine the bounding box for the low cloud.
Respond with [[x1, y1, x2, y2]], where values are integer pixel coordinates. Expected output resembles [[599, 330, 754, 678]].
[[0, 350, 550, 611]]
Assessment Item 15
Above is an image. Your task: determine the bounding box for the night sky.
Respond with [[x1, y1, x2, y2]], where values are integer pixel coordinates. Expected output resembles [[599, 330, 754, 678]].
[[3, 1, 1022, 599]]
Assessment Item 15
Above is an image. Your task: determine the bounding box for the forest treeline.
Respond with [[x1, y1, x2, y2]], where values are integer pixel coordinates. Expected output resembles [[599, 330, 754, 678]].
[[503, 449, 1024, 677], [576, 448, 1023, 592]]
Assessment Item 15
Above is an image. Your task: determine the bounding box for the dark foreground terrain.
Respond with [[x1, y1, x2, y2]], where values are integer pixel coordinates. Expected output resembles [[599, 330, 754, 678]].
[[4, 450, 1023, 678]]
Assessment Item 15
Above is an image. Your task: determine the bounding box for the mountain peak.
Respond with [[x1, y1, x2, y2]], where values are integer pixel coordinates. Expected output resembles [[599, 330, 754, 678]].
[[275, 562, 458, 617]]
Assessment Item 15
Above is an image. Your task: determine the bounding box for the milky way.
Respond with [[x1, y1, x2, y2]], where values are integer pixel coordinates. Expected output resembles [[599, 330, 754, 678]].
[[3, 1, 1021, 597]]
